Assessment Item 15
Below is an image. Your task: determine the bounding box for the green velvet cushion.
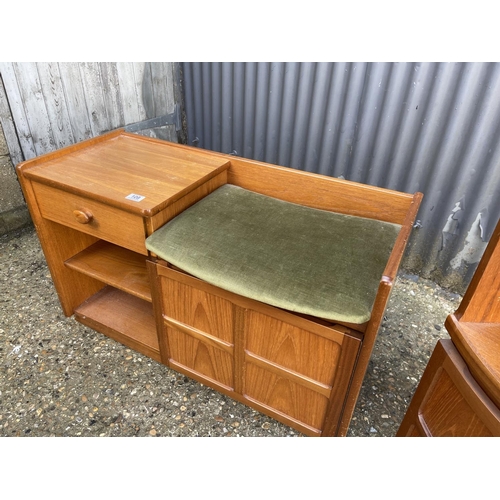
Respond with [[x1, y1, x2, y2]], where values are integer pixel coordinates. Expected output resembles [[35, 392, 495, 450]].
[[146, 184, 401, 324]]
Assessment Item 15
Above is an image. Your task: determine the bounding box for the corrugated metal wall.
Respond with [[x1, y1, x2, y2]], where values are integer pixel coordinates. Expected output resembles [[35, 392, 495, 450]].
[[181, 62, 500, 293]]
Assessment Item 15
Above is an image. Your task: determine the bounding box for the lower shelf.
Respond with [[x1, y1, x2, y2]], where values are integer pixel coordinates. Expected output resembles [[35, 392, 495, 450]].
[[74, 285, 160, 362], [65, 240, 151, 302]]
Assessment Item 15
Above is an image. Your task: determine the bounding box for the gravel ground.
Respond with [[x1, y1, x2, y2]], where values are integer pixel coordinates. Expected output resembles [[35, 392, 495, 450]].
[[0, 225, 462, 437]]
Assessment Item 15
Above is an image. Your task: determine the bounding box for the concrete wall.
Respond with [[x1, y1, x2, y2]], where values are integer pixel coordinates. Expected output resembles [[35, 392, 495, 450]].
[[0, 122, 31, 235]]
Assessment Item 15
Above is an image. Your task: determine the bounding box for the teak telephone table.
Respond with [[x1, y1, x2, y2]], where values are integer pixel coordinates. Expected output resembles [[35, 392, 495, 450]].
[[17, 129, 422, 436]]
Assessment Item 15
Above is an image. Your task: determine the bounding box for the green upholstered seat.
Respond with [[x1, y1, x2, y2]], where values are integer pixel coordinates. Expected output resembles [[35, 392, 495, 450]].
[[146, 184, 401, 324]]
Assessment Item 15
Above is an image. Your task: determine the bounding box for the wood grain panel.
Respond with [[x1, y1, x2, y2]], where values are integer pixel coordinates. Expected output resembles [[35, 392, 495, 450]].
[[100, 62, 125, 130], [446, 315, 500, 408], [22, 133, 230, 216], [162, 278, 234, 343], [131, 63, 150, 120], [0, 74, 24, 166], [228, 158, 414, 224], [164, 317, 233, 354], [79, 62, 110, 135], [148, 172, 227, 233], [245, 310, 341, 386], [397, 340, 500, 437], [166, 324, 234, 388], [244, 362, 329, 430], [16, 172, 104, 315], [57, 63, 95, 142], [36, 63, 75, 149], [458, 219, 500, 323], [151, 62, 175, 115], [12, 63, 56, 156], [154, 263, 349, 344], [244, 351, 332, 397], [0, 63, 38, 159], [420, 368, 492, 436], [407, 425, 423, 437], [116, 62, 142, 125]]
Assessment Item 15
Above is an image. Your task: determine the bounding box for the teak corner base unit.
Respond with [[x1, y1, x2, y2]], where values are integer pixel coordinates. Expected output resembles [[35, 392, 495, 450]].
[[398, 216, 500, 437], [17, 129, 422, 437]]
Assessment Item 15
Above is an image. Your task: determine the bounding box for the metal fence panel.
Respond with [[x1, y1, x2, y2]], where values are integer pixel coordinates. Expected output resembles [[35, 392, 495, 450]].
[[181, 61, 500, 293]]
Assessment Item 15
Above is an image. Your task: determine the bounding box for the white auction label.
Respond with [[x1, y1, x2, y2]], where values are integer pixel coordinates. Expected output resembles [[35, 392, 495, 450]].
[[125, 193, 146, 202]]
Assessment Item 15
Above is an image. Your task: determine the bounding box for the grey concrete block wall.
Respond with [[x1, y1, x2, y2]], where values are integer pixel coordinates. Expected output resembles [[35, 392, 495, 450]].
[[0, 122, 31, 235]]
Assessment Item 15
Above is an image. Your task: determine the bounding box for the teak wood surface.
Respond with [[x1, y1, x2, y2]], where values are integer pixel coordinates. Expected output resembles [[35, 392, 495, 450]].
[[150, 262, 362, 436], [19, 130, 231, 216], [17, 128, 423, 437], [399, 217, 500, 437], [444, 216, 500, 410], [397, 339, 500, 436]]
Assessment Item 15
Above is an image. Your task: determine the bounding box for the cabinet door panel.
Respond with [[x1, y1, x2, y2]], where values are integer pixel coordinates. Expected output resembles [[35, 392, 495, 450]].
[[166, 324, 234, 389], [246, 310, 341, 386], [245, 362, 329, 430], [420, 368, 493, 436], [163, 278, 234, 343]]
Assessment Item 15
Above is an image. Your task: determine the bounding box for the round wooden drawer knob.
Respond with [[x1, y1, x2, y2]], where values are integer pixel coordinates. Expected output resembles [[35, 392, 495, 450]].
[[73, 209, 93, 224]]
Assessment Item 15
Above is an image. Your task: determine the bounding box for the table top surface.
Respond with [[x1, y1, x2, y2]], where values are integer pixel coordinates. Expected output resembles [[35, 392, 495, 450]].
[[19, 131, 230, 216]]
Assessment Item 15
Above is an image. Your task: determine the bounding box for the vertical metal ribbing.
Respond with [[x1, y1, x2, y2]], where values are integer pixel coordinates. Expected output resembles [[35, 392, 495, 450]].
[[304, 62, 332, 174], [242, 62, 257, 159], [290, 62, 316, 172], [253, 62, 270, 161], [201, 63, 213, 151], [182, 62, 195, 145], [317, 62, 350, 177], [190, 63, 204, 147], [265, 62, 285, 165], [221, 63, 233, 154], [210, 62, 221, 153], [181, 61, 500, 292], [278, 62, 300, 168], [232, 62, 245, 157]]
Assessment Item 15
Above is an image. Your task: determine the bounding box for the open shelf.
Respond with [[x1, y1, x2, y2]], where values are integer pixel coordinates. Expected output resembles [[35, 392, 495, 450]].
[[74, 286, 160, 362], [65, 240, 151, 302]]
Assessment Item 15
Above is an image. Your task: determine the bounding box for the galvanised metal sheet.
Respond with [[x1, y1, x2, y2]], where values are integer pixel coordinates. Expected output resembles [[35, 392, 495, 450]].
[[182, 62, 500, 293]]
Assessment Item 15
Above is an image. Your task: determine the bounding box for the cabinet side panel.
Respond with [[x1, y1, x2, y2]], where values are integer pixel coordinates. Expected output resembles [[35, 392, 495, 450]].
[[17, 174, 106, 315], [398, 339, 500, 437], [420, 368, 493, 436]]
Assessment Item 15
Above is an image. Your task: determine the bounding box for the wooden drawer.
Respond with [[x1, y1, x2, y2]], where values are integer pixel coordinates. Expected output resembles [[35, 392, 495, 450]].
[[33, 182, 147, 255]]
